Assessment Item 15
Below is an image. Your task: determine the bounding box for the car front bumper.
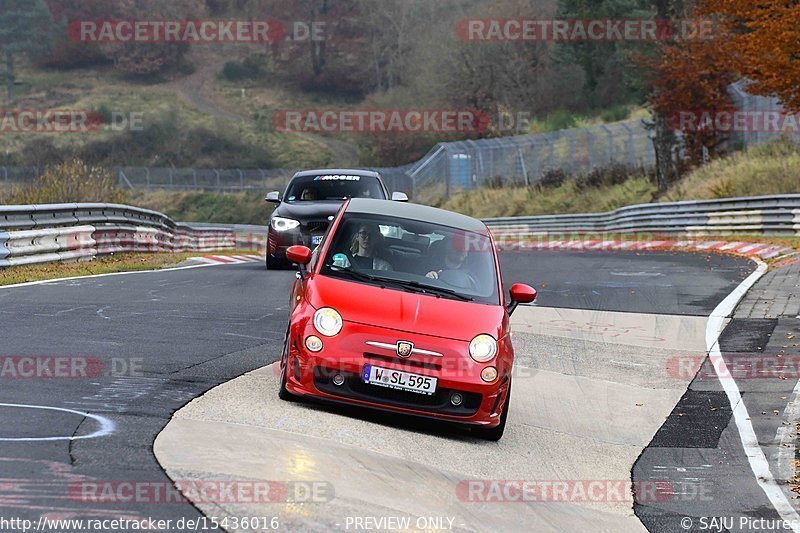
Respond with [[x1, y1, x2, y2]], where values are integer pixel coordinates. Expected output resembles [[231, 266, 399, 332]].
[[267, 228, 325, 261], [283, 320, 512, 428]]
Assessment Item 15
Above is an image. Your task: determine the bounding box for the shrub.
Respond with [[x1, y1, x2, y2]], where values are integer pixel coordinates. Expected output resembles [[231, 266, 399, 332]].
[[539, 168, 567, 188], [600, 105, 632, 123], [220, 56, 268, 81], [6, 159, 127, 204]]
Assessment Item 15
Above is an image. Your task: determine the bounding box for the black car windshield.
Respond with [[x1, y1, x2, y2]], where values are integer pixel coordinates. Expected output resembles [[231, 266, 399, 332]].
[[285, 174, 385, 202], [320, 213, 500, 305]]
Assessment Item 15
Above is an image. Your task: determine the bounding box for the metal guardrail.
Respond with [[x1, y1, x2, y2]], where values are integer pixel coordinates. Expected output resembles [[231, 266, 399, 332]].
[[482, 194, 800, 236], [0, 203, 267, 268], [1, 195, 798, 268]]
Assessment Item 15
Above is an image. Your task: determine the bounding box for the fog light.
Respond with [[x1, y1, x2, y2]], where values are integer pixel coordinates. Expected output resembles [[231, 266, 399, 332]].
[[332, 374, 345, 386], [450, 393, 463, 406], [305, 335, 323, 352], [481, 366, 498, 383]]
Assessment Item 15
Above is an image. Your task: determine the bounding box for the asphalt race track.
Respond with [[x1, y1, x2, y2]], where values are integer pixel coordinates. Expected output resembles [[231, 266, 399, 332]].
[[1, 249, 790, 533]]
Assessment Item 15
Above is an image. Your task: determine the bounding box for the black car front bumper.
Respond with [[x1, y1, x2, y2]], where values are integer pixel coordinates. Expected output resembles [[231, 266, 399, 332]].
[[267, 222, 329, 262]]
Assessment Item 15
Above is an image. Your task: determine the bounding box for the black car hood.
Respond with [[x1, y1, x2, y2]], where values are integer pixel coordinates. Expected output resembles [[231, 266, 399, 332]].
[[272, 201, 344, 221]]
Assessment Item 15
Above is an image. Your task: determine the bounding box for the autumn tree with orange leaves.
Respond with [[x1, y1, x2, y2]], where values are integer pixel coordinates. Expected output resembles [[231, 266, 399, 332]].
[[645, 23, 736, 168], [641, 0, 734, 187], [699, 0, 800, 112]]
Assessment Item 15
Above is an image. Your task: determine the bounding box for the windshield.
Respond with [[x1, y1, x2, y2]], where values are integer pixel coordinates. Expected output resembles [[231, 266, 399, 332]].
[[320, 213, 499, 305], [285, 174, 385, 202]]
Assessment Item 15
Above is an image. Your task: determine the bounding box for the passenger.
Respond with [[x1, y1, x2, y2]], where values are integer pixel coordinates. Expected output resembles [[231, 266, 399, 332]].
[[426, 236, 468, 279], [349, 223, 392, 271]]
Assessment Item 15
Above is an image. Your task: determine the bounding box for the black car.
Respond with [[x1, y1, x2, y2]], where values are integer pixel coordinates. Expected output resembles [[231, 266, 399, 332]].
[[265, 169, 407, 269]]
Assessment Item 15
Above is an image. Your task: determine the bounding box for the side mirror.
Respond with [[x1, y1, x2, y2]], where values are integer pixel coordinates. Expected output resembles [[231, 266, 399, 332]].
[[286, 245, 312, 266], [265, 191, 281, 203], [508, 283, 537, 315], [287, 245, 312, 279], [391, 192, 409, 202]]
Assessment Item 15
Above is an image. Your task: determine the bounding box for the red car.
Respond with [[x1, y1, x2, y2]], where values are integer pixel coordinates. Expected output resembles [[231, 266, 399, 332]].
[[277, 198, 536, 440]]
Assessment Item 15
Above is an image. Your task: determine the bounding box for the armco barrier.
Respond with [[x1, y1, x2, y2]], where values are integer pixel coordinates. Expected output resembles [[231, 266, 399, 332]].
[[482, 194, 800, 236], [2, 195, 799, 268], [0, 203, 268, 268]]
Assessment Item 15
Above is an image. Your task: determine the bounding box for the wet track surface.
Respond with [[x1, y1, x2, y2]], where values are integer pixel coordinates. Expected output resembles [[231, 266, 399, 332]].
[[0, 251, 763, 530]]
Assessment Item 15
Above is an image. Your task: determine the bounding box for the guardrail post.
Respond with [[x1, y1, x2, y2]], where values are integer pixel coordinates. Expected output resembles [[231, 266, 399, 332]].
[[620, 122, 636, 167], [517, 143, 529, 186], [600, 125, 614, 165], [566, 130, 576, 175]]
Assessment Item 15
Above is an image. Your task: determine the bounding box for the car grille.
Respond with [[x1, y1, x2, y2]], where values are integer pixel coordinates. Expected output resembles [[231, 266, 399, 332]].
[[313, 367, 482, 417], [305, 221, 329, 233]]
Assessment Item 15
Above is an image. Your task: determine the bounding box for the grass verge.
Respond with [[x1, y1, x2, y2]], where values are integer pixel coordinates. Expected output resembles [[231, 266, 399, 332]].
[[437, 176, 656, 218], [0, 250, 257, 286], [127, 190, 273, 224]]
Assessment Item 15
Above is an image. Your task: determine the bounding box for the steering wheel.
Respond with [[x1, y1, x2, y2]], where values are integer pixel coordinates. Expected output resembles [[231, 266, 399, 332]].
[[438, 269, 478, 292]]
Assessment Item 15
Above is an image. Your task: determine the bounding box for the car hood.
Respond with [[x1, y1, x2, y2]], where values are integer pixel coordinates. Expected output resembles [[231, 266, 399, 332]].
[[273, 201, 344, 221], [306, 274, 505, 342]]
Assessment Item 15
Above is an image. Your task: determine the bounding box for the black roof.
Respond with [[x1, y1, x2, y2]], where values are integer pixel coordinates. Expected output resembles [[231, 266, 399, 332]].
[[345, 198, 488, 234], [292, 169, 381, 179]]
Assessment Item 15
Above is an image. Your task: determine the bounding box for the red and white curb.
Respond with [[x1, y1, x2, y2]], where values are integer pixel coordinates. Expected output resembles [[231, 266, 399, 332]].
[[195, 254, 263, 265], [490, 234, 800, 267]]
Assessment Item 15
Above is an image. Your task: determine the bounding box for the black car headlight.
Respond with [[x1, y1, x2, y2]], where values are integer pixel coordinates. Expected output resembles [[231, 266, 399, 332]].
[[271, 217, 301, 232]]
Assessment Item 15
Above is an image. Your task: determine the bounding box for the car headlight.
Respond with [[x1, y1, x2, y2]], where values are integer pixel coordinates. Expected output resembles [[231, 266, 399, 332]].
[[271, 217, 301, 232], [313, 308, 343, 337], [469, 334, 497, 363]]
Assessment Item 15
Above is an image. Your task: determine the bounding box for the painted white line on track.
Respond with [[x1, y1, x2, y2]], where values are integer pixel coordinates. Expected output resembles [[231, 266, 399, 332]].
[[706, 259, 800, 530], [775, 380, 800, 483], [0, 403, 115, 442]]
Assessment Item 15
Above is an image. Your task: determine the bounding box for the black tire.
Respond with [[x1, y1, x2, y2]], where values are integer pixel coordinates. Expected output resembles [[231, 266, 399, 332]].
[[266, 253, 280, 270], [474, 381, 511, 441], [278, 326, 298, 402]]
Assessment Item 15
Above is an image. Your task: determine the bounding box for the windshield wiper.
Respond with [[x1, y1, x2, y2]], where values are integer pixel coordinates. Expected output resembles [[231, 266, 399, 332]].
[[327, 264, 382, 283], [371, 277, 474, 302], [327, 265, 474, 301]]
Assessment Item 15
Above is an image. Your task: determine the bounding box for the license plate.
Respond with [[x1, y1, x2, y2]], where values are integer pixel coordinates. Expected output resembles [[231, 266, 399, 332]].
[[362, 364, 437, 395], [311, 235, 324, 245]]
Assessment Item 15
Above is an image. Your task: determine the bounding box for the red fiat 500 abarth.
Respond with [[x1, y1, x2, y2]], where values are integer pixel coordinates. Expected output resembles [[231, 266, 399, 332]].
[[277, 198, 536, 440]]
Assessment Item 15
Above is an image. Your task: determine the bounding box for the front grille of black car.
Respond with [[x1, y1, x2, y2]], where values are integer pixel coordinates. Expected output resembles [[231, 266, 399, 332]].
[[305, 221, 329, 233]]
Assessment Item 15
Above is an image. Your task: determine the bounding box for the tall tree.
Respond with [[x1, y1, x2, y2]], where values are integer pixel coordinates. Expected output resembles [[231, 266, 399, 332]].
[[555, 0, 652, 109], [699, 0, 800, 112], [0, 0, 57, 102]]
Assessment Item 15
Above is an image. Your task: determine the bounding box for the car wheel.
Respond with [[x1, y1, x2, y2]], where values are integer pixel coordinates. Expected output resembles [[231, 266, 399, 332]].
[[474, 381, 511, 441], [278, 327, 298, 402], [266, 253, 282, 270]]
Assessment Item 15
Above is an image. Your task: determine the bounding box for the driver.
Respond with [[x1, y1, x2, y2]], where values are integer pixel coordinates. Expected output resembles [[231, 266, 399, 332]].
[[426, 236, 468, 279], [300, 188, 318, 201]]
